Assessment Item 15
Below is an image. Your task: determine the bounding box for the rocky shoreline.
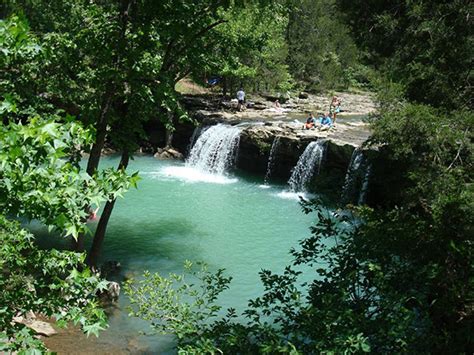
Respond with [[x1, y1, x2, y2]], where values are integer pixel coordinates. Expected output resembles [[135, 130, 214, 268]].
[[155, 90, 376, 157]]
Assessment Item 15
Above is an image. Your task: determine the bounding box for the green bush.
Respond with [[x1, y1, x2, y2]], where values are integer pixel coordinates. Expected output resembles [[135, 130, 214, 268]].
[[0, 217, 108, 352]]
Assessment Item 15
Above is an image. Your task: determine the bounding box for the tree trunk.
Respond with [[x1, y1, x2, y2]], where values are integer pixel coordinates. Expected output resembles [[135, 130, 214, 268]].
[[86, 93, 113, 176], [165, 129, 174, 148], [165, 111, 175, 148], [87, 150, 130, 267], [72, 91, 113, 252], [74, 0, 134, 253], [72, 234, 85, 252]]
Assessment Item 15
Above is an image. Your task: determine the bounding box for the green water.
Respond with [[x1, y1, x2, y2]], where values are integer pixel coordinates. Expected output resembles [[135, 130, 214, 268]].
[[33, 155, 320, 352]]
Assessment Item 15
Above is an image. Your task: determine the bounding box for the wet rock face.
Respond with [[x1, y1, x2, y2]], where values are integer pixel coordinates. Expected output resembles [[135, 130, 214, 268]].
[[236, 124, 356, 193], [164, 110, 371, 200], [236, 125, 310, 179], [311, 142, 356, 200], [236, 126, 277, 174], [266, 136, 307, 181]]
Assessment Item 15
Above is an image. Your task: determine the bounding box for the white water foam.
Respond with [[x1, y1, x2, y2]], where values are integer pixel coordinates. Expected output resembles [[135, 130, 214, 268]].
[[341, 148, 371, 205], [156, 166, 238, 184], [275, 190, 315, 201], [341, 148, 364, 203], [358, 164, 371, 204]]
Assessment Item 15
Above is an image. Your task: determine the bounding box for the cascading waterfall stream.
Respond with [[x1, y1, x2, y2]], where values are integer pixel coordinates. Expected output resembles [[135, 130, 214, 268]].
[[358, 164, 371, 205], [186, 126, 203, 157], [263, 136, 281, 184], [288, 140, 326, 193], [341, 148, 371, 204], [186, 124, 242, 175], [341, 148, 364, 203]]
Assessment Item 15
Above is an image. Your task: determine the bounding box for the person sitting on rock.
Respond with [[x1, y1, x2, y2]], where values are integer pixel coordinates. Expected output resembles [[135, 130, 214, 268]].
[[304, 112, 317, 129], [319, 113, 333, 131]]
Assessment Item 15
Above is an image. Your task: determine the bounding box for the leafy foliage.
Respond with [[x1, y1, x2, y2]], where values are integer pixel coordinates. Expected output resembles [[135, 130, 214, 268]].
[[209, 2, 292, 93], [0, 117, 134, 239], [0, 216, 108, 352], [285, 0, 360, 91], [1, 15, 136, 352], [337, 0, 473, 109], [125, 261, 233, 353]]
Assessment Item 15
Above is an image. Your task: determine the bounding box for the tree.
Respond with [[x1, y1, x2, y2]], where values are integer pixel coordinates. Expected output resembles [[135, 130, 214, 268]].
[[0, 112, 135, 353], [3, 0, 283, 265], [285, 0, 359, 91], [336, 0, 473, 109], [1, 15, 136, 238], [1, 17, 136, 351], [208, 3, 292, 95]]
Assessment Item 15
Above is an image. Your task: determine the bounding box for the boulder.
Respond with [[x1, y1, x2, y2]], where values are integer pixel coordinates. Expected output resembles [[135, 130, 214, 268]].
[[251, 101, 268, 110], [13, 313, 57, 337], [299, 92, 309, 99], [26, 320, 57, 337], [99, 281, 121, 303], [154, 147, 184, 160], [106, 282, 121, 302]]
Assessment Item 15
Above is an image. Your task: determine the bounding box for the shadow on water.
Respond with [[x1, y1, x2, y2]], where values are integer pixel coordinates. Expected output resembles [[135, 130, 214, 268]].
[[30, 217, 208, 268]]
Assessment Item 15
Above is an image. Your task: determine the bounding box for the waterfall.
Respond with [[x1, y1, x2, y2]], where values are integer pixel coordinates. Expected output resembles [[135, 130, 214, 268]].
[[341, 148, 364, 203], [186, 124, 241, 175], [358, 164, 371, 205], [341, 148, 371, 205], [263, 136, 281, 184], [186, 126, 203, 157], [288, 140, 326, 192]]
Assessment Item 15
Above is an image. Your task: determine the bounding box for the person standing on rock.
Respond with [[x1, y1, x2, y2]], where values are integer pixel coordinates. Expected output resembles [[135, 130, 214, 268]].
[[236, 88, 245, 111], [329, 96, 341, 124]]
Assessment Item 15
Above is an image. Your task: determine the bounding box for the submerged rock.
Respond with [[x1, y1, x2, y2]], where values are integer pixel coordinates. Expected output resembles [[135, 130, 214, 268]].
[[99, 281, 121, 303]]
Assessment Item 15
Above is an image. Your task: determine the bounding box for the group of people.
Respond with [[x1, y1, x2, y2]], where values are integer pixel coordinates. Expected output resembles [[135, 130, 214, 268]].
[[304, 112, 333, 130], [303, 95, 342, 130], [234, 88, 342, 123]]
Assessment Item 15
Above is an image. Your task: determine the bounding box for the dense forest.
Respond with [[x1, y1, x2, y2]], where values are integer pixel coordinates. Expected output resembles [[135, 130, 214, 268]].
[[1, 0, 472, 353]]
